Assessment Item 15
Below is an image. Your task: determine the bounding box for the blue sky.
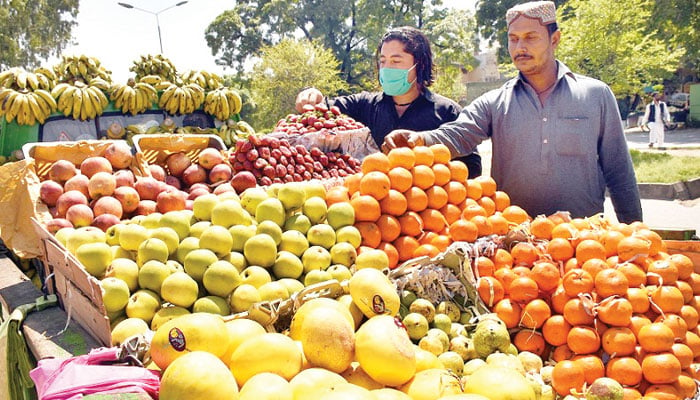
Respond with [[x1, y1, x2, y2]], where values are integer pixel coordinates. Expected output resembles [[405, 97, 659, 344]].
[[63, 0, 474, 83]]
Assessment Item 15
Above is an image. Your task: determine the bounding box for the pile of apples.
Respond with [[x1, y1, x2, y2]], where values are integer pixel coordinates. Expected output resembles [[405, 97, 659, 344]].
[[229, 134, 362, 187], [273, 103, 366, 135]]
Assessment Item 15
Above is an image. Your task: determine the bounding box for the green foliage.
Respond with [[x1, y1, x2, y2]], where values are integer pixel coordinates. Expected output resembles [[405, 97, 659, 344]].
[[556, 0, 684, 97], [0, 0, 79, 69], [248, 39, 348, 132], [630, 149, 700, 183]]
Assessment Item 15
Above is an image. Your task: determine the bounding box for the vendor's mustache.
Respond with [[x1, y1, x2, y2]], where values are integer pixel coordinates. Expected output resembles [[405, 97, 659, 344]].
[[515, 54, 532, 60]]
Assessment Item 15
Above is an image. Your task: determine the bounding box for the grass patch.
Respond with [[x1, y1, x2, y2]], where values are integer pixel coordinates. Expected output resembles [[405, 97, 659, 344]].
[[630, 149, 700, 183]]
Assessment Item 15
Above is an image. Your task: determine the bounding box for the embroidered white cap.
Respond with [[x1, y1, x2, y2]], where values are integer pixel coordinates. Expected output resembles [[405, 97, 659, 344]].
[[506, 1, 557, 27]]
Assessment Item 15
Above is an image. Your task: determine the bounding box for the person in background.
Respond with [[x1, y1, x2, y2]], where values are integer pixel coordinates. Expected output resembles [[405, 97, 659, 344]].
[[382, 1, 642, 224], [295, 26, 482, 178], [641, 92, 671, 148]]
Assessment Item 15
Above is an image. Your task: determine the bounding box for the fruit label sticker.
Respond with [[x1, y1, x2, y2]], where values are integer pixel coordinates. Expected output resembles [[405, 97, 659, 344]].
[[372, 295, 386, 314], [169, 327, 186, 352]]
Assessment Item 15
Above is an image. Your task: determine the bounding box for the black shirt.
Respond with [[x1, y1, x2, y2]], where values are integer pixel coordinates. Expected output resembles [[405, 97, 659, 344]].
[[332, 89, 482, 177]]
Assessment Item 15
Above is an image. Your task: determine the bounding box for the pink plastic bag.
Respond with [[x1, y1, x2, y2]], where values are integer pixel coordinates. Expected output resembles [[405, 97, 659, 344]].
[[29, 347, 160, 400]]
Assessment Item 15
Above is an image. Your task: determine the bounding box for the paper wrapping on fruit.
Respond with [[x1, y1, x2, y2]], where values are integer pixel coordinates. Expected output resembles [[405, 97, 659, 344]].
[[389, 239, 496, 319], [0, 159, 52, 258]]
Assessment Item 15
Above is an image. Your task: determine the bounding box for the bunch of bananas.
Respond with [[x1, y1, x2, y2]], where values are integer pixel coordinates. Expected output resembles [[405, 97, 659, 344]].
[[130, 54, 178, 83], [53, 54, 112, 83], [203, 87, 242, 121], [51, 81, 109, 121], [158, 82, 205, 115], [109, 78, 158, 116], [217, 119, 256, 147], [0, 87, 57, 125], [181, 70, 223, 91], [0, 67, 56, 91]]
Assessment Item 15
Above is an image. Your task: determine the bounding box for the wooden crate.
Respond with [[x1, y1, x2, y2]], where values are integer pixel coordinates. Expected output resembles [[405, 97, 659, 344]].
[[33, 218, 112, 347], [664, 240, 700, 268], [21, 140, 130, 181], [131, 134, 226, 175]]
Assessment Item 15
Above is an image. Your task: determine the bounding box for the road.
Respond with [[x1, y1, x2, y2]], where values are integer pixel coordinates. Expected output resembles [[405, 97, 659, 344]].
[[475, 126, 700, 234]]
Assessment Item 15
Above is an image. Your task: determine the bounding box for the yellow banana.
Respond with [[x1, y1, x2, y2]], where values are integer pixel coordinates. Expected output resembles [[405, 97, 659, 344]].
[[3, 91, 19, 121], [227, 89, 242, 114], [128, 87, 137, 115], [26, 92, 44, 123], [72, 87, 83, 120], [16, 70, 28, 90], [140, 74, 162, 85], [15, 94, 30, 125], [218, 90, 230, 121], [26, 73, 39, 90], [89, 78, 110, 91], [51, 82, 71, 99], [34, 67, 57, 81]]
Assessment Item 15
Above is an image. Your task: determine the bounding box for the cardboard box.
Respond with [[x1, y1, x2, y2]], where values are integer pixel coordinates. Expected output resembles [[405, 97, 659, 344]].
[[132, 134, 225, 174], [21, 140, 132, 180]]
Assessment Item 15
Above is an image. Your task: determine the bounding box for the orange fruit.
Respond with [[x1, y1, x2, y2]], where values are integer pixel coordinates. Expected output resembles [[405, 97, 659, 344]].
[[461, 203, 487, 220], [600, 229, 626, 258], [425, 186, 448, 209], [470, 215, 493, 237], [520, 298, 551, 329], [354, 221, 381, 248], [561, 269, 594, 297], [501, 205, 529, 225], [637, 322, 675, 352], [393, 236, 420, 262], [431, 163, 451, 186], [412, 146, 434, 166], [465, 179, 483, 200], [550, 284, 570, 314], [350, 194, 381, 222], [680, 304, 699, 329], [670, 342, 694, 370], [491, 248, 513, 269], [447, 160, 468, 182], [606, 357, 643, 386], [430, 235, 451, 252], [443, 181, 467, 205], [361, 152, 390, 174], [508, 276, 539, 303], [617, 235, 651, 262], [419, 208, 446, 233], [551, 344, 575, 362], [551, 359, 585, 397], [572, 354, 605, 385], [597, 296, 633, 327], [477, 196, 496, 216], [387, 167, 413, 192], [474, 176, 497, 197], [649, 285, 684, 314], [448, 219, 478, 242], [647, 259, 679, 285], [575, 239, 606, 266], [668, 254, 694, 280], [404, 186, 428, 212], [580, 258, 607, 280], [326, 186, 350, 206], [492, 191, 510, 211], [487, 213, 509, 235], [413, 244, 440, 258], [510, 242, 539, 267], [439, 203, 462, 225], [530, 215, 555, 240], [343, 172, 362, 194], [493, 298, 521, 329], [636, 228, 664, 256], [379, 189, 408, 217], [562, 297, 595, 326], [476, 276, 505, 307], [530, 260, 560, 292], [429, 144, 451, 164], [616, 262, 647, 287], [397, 211, 424, 237], [601, 326, 637, 356], [551, 222, 579, 240], [376, 241, 400, 269], [512, 330, 546, 356], [542, 314, 572, 346], [546, 237, 575, 262], [376, 214, 402, 243], [411, 165, 435, 189], [655, 314, 688, 340], [387, 147, 416, 169], [641, 352, 682, 384], [359, 171, 391, 200], [567, 325, 601, 355], [594, 268, 629, 298], [627, 287, 651, 314]]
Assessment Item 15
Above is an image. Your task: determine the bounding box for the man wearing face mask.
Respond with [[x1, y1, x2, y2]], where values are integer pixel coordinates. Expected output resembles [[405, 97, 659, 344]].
[[295, 26, 482, 178]]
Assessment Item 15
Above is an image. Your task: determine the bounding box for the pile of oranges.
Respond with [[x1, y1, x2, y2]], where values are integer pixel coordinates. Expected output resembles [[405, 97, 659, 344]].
[[472, 213, 700, 399], [324, 144, 525, 269]]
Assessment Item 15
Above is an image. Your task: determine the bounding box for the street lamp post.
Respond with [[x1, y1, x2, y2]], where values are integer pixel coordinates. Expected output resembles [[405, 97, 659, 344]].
[[117, 1, 188, 54]]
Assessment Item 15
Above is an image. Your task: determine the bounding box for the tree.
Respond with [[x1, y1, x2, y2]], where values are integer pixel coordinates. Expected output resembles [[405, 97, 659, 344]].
[[647, 0, 700, 81], [0, 0, 79, 69], [556, 0, 683, 97], [205, 0, 456, 91], [248, 39, 348, 131]]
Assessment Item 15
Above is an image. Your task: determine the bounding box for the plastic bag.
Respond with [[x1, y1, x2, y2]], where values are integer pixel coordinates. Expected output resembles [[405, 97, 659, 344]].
[[29, 347, 160, 400]]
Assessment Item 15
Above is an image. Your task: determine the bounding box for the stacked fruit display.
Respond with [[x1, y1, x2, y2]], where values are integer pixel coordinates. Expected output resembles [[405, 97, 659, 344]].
[[0, 67, 59, 124], [228, 134, 362, 186], [273, 103, 366, 135]]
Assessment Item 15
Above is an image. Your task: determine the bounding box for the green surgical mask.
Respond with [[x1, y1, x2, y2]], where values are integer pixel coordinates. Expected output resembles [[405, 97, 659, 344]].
[[379, 64, 417, 96]]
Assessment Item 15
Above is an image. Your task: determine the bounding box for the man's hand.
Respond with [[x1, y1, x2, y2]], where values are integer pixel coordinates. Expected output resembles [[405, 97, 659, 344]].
[[295, 88, 324, 113], [381, 129, 424, 153]]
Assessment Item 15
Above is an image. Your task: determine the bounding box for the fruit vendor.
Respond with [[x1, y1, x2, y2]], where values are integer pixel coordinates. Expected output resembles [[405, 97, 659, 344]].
[[382, 1, 643, 224], [295, 26, 483, 179]]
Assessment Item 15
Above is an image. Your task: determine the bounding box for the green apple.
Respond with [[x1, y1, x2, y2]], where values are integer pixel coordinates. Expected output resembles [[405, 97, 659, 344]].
[[306, 223, 336, 249], [75, 242, 112, 278], [188, 221, 212, 239], [183, 248, 218, 282], [265, 183, 282, 198], [303, 181, 326, 200], [403, 312, 429, 341], [192, 193, 219, 221], [283, 214, 311, 234], [229, 284, 261, 313], [176, 236, 200, 264], [192, 295, 230, 315], [100, 277, 130, 313], [118, 224, 149, 251], [111, 246, 134, 261], [326, 202, 355, 230], [138, 260, 171, 294], [55, 227, 76, 247], [302, 196, 328, 224], [125, 289, 161, 324], [355, 249, 389, 270], [327, 264, 352, 282], [272, 251, 304, 279], [243, 233, 277, 268], [149, 227, 180, 255], [105, 258, 139, 291], [278, 278, 304, 297], [279, 230, 309, 257], [129, 215, 145, 225], [211, 199, 252, 228], [257, 281, 289, 301], [329, 242, 357, 267], [150, 306, 190, 331], [140, 212, 163, 230], [224, 251, 247, 272], [303, 269, 333, 286], [277, 183, 305, 211], [105, 224, 124, 246], [136, 237, 169, 266], [239, 187, 269, 215], [199, 225, 234, 257], [335, 226, 362, 249], [240, 266, 272, 288], [160, 271, 199, 308], [67, 227, 106, 254], [229, 224, 257, 252], [301, 245, 332, 273], [255, 197, 285, 226], [256, 220, 282, 245], [432, 313, 452, 335], [203, 260, 241, 297], [159, 211, 191, 240], [165, 259, 184, 273]]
